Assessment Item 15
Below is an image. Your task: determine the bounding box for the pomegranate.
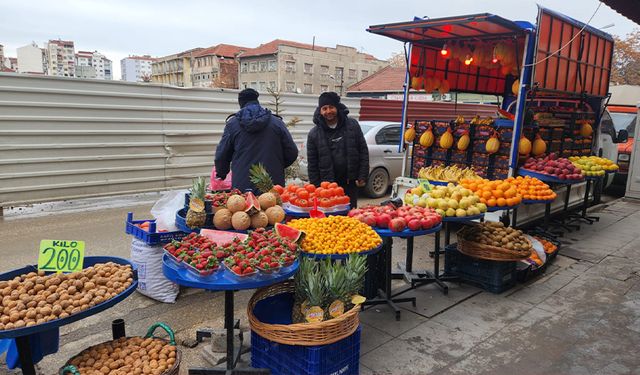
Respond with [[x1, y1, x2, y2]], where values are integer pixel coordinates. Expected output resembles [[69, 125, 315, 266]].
[[389, 218, 407, 232]]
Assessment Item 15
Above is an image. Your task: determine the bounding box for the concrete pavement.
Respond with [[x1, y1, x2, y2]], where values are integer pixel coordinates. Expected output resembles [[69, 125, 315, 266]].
[[0, 196, 639, 374]]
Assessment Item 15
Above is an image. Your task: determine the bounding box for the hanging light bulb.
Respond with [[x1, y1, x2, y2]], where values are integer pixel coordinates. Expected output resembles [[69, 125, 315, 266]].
[[464, 55, 474, 65], [492, 46, 499, 64], [440, 43, 449, 57]]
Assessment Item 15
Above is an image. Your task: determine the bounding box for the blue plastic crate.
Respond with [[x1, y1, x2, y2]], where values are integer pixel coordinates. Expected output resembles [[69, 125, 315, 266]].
[[125, 212, 187, 245], [251, 328, 360, 375], [250, 292, 360, 375], [444, 244, 517, 294]]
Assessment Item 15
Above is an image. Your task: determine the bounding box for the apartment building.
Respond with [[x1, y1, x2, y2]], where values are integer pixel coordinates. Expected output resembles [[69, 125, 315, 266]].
[[75, 50, 112, 80], [46, 39, 76, 77], [0, 44, 5, 69], [238, 39, 388, 95], [121, 55, 155, 82], [151, 48, 204, 87], [191, 44, 246, 88], [16, 42, 46, 73]]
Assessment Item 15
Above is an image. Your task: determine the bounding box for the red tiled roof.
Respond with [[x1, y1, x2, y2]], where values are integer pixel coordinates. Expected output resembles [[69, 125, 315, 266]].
[[194, 44, 247, 58], [49, 39, 74, 46], [240, 39, 328, 58], [347, 66, 405, 92]]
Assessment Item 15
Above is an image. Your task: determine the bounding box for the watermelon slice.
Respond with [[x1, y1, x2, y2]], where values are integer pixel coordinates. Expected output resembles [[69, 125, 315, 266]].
[[244, 192, 261, 216], [275, 223, 304, 243]]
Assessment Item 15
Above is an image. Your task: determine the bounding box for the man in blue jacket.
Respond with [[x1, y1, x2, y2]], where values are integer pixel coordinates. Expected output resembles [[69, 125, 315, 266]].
[[215, 88, 298, 192]]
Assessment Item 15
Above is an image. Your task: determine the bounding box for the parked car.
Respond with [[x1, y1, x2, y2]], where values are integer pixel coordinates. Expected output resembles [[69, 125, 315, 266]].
[[607, 106, 636, 185], [298, 121, 404, 198]]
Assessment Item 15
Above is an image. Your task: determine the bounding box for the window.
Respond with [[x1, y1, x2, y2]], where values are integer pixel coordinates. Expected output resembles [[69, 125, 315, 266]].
[[285, 61, 296, 72], [320, 65, 329, 79], [320, 85, 328, 92], [303, 83, 312, 94], [304, 63, 313, 74], [260, 61, 267, 72], [361, 70, 369, 79], [348, 69, 356, 79], [250, 62, 257, 72], [259, 81, 266, 92], [335, 67, 343, 79], [250, 81, 258, 89], [268, 60, 277, 71], [269, 81, 277, 89], [375, 125, 402, 145], [285, 81, 295, 92]]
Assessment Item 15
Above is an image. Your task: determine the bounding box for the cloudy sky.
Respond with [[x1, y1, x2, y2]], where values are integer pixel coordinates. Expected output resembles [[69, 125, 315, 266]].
[[1, 0, 637, 79]]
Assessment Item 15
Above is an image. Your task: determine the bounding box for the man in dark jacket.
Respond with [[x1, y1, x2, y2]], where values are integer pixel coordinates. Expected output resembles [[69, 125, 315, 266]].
[[306, 92, 369, 207], [215, 88, 298, 192]]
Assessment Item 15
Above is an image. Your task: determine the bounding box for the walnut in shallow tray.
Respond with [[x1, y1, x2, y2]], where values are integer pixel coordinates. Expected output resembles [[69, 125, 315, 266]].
[[467, 222, 532, 252]]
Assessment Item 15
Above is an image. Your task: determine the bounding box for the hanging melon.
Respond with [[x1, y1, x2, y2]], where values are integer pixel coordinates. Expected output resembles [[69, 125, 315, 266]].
[[485, 131, 500, 154], [424, 77, 435, 93], [512, 80, 520, 96], [532, 134, 547, 156], [410, 77, 423, 90], [439, 79, 450, 95], [519, 136, 532, 155], [440, 128, 454, 149], [404, 126, 416, 143], [419, 126, 435, 147], [457, 131, 470, 151], [580, 122, 593, 137]]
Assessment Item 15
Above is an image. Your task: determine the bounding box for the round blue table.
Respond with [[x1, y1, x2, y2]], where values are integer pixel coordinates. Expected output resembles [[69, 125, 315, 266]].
[[0, 256, 138, 375], [299, 243, 383, 260], [163, 256, 298, 371], [362, 224, 443, 320]]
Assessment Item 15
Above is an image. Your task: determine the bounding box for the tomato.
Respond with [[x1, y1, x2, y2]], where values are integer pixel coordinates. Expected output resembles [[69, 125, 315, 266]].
[[297, 189, 309, 199], [328, 182, 338, 189], [304, 184, 316, 193], [287, 184, 298, 193], [320, 181, 330, 188], [319, 189, 332, 198], [318, 198, 332, 208], [273, 185, 284, 194], [335, 186, 345, 196], [297, 199, 310, 208]]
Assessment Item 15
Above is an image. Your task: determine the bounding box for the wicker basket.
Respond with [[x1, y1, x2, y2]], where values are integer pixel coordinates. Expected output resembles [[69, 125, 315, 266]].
[[247, 280, 360, 346], [457, 226, 532, 261], [59, 323, 180, 375]]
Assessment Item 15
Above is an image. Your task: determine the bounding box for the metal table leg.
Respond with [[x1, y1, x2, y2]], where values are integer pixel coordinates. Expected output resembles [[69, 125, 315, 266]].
[[15, 336, 36, 375]]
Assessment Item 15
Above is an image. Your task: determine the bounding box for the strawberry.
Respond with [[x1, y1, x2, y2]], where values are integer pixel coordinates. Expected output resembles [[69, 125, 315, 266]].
[[244, 267, 254, 274]]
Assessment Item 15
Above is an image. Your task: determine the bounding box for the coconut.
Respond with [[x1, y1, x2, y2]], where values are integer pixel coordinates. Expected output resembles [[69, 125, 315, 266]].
[[250, 211, 269, 229], [258, 192, 277, 210], [231, 211, 251, 230], [213, 208, 233, 230], [265, 206, 286, 225], [226, 195, 246, 213]]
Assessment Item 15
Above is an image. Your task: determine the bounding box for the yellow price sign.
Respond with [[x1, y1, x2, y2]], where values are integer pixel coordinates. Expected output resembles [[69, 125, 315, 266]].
[[38, 240, 85, 273]]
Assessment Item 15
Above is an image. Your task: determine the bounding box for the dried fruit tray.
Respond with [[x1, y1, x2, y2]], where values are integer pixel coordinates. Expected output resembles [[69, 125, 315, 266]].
[[0, 257, 138, 339], [126, 212, 187, 245]]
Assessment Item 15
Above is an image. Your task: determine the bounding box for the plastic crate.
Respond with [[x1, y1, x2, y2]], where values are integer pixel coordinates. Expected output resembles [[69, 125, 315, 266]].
[[125, 212, 187, 245], [251, 327, 361, 375], [444, 244, 517, 294]]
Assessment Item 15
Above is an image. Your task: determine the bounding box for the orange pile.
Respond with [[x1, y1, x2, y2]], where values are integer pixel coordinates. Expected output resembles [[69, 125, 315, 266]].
[[505, 176, 557, 202], [459, 178, 522, 208]]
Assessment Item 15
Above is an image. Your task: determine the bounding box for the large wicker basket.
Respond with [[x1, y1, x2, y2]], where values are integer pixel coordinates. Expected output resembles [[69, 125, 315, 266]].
[[59, 323, 180, 375], [457, 226, 532, 261], [247, 280, 360, 346]]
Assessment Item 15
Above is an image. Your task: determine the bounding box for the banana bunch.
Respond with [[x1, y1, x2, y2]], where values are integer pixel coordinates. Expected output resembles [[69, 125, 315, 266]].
[[470, 115, 495, 125], [418, 165, 482, 183]]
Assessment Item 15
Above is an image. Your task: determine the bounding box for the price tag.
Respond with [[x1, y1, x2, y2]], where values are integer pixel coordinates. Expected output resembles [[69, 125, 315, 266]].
[[38, 240, 85, 273]]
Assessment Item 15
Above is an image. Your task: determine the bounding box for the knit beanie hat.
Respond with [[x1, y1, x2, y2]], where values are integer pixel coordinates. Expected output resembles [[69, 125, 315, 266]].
[[238, 88, 259, 108], [318, 92, 341, 108]]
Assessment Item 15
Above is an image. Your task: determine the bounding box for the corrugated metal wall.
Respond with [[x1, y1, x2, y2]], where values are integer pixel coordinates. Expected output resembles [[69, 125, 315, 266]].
[[0, 74, 360, 206]]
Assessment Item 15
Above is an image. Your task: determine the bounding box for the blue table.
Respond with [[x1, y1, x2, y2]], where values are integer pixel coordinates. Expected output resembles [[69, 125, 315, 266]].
[[363, 224, 443, 319], [0, 256, 137, 375], [299, 243, 383, 260], [163, 256, 298, 372]]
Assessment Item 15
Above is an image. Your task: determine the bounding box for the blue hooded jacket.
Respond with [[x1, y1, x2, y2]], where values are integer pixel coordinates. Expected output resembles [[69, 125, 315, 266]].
[[215, 101, 298, 192]]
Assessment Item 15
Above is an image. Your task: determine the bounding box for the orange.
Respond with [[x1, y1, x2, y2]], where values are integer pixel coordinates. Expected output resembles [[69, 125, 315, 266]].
[[493, 189, 504, 198], [497, 198, 507, 207], [487, 198, 497, 207], [482, 191, 492, 200], [506, 197, 516, 206]]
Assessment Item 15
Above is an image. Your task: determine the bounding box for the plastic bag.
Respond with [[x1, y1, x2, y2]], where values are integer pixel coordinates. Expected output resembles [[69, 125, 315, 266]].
[[210, 167, 232, 191], [150, 189, 188, 232], [131, 239, 179, 303]]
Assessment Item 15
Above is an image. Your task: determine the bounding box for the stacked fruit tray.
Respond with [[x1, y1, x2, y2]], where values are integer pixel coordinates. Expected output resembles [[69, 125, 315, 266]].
[[163, 226, 299, 279]]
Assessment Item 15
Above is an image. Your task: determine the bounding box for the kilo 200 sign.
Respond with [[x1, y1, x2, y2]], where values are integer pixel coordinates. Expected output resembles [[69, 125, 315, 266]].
[[38, 240, 85, 273]]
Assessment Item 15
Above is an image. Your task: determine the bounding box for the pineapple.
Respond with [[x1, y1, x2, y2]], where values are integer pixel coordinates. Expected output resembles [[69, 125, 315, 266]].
[[323, 259, 348, 319], [344, 254, 367, 307], [249, 163, 282, 204], [304, 267, 326, 322], [186, 176, 207, 228], [292, 257, 315, 323]]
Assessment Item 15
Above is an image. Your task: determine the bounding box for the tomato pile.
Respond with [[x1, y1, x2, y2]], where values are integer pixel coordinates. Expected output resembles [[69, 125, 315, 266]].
[[274, 182, 350, 208], [348, 205, 442, 232], [163, 229, 298, 277]]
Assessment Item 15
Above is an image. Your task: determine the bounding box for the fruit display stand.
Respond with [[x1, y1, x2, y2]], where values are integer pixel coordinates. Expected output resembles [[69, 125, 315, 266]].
[[0, 256, 138, 375], [162, 256, 298, 372], [299, 243, 383, 260], [565, 175, 603, 225], [364, 224, 443, 320]]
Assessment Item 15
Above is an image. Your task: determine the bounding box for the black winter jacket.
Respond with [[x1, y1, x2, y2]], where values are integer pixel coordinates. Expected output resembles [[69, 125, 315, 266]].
[[306, 103, 369, 187], [215, 102, 298, 192]]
